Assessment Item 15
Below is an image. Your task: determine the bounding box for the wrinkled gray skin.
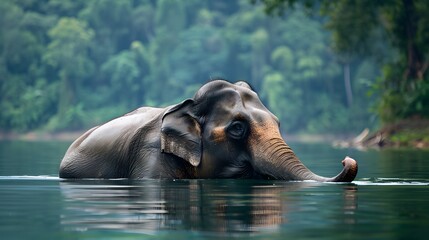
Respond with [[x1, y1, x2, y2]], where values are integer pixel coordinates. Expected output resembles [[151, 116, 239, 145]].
[[59, 80, 358, 181]]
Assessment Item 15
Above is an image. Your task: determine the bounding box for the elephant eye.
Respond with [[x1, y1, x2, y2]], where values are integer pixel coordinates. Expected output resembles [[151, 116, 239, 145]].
[[227, 121, 248, 140]]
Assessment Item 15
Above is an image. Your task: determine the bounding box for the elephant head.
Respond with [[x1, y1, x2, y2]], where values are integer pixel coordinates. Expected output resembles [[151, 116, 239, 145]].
[[160, 80, 358, 182]]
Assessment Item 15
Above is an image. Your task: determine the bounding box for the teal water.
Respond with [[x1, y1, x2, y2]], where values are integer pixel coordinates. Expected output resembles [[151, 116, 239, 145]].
[[0, 140, 428, 239]]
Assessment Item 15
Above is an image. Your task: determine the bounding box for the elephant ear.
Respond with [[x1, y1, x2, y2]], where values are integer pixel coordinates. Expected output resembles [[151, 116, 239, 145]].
[[161, 99, 202, 167]]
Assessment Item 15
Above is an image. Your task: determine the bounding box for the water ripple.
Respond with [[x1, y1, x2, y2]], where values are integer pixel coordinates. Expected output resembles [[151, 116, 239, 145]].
[[0, 175, 59, 180], [0, 176, 428, 186], [354, 178, 429, 186]]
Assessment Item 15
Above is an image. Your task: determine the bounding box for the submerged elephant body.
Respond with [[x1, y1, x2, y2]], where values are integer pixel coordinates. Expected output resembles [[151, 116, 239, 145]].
[[59, 80, 358, 181]]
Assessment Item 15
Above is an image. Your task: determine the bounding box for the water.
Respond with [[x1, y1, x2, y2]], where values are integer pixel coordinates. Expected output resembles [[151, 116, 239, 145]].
[[1, 140, 429, 239]]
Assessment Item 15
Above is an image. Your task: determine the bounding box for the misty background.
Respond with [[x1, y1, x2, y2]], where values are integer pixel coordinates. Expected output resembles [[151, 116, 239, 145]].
[[0, 0, 387, 134]]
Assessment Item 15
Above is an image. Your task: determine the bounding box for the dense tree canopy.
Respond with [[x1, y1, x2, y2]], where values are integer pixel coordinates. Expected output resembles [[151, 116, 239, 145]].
[[0, 0, 379, 134], [258, 0, 429, 123]]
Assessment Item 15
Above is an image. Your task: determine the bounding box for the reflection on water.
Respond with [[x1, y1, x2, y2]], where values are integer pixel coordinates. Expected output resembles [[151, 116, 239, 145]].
[[343, 186, 357, 225], [2, 141, 429, 239], [2, 177, 428, 239], [59, 180, 357, 235]]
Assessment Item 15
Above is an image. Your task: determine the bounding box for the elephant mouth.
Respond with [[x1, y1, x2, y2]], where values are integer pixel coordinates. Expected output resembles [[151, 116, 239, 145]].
[[220, 160, 258, 179], [220, 161, 278, 180], [256, 173, 277, 180]]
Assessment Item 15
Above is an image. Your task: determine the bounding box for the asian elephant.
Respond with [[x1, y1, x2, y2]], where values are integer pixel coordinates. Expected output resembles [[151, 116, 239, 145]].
[[59, 80, 358, 181]]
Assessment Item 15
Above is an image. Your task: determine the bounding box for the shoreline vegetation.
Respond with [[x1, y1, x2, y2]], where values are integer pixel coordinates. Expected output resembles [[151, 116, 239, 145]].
[[333, 118, 429, 149], [2, 118, 428, 149]]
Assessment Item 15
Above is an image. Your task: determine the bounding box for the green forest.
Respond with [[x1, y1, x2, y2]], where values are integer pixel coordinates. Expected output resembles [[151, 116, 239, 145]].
[[1, 0, 428, 136]]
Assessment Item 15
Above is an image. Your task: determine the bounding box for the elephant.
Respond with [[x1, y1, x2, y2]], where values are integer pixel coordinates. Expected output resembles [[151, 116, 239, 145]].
[[59, 80, 358, 181]]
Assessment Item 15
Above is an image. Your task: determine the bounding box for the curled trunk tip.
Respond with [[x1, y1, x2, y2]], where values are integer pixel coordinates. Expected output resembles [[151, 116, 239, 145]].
[[297, 156, 358, 182], [335, 156, 358, 182]]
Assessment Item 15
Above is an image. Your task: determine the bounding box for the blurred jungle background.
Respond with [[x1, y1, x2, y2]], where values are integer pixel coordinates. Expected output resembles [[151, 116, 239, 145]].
[[1, 0, 428, 138]]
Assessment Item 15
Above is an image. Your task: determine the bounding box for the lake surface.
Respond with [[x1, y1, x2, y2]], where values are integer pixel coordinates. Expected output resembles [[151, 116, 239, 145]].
[[1, 140, 428, 239]]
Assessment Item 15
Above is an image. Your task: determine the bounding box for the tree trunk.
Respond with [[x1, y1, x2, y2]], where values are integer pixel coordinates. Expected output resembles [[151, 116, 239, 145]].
[[344, 63, 353, 107], [402, 0, 424, 81]]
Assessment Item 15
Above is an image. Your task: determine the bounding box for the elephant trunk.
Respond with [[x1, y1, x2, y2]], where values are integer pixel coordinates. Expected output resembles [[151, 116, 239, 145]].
[[250, 135, 358, 182]]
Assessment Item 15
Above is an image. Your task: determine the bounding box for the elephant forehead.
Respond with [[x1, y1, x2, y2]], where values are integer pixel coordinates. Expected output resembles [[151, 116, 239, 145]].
[[206, 88, 261, 110], [203, 90, 272, 121], [195, 82, 278, 123], [196, 81, 255, 104], [216, 88, 243, 103], [194, 80, 234, 98]]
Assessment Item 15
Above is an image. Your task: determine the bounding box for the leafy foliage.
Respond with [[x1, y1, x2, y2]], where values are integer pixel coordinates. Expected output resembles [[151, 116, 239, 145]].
[[257, 0, 429, 124], [0, 0, 378, 133]]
